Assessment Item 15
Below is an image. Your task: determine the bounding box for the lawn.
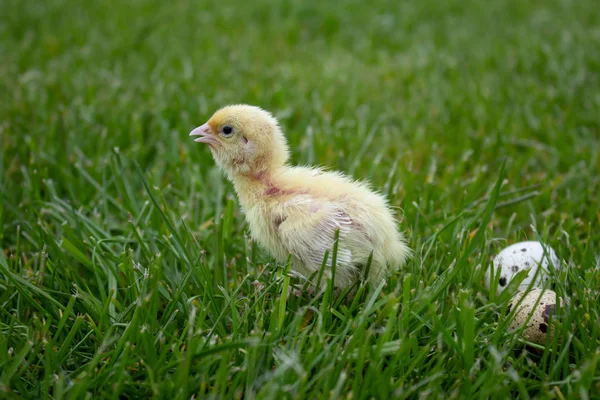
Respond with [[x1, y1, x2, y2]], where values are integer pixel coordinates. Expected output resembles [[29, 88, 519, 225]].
[[1, 0, 599, 398]]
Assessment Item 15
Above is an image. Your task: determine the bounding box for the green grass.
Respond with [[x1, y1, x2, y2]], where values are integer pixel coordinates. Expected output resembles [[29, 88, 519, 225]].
[[1, 0, 599, 398]]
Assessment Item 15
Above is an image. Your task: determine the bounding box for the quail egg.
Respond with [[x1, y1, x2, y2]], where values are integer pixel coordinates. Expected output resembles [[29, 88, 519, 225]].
[[486, 241, 560, 293], [507, 288, 562, 344]]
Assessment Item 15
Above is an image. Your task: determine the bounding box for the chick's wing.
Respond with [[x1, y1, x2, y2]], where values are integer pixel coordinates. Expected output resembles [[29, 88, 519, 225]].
[[274, 194, 354, 272]]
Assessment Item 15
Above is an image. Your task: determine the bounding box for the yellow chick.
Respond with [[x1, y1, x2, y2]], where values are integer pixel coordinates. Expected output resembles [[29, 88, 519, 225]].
[[190, 105, 410, 288]]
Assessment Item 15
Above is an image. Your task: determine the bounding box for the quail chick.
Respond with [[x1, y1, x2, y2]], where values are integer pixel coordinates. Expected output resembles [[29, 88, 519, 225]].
[[190, 105, 410, 288]]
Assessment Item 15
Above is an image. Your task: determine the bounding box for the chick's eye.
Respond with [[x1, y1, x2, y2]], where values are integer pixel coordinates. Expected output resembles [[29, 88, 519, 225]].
[[222, 125, 234, 136]]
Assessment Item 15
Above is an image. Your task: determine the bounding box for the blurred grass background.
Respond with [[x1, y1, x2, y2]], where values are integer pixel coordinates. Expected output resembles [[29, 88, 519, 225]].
[[1, 0, 599, 398]]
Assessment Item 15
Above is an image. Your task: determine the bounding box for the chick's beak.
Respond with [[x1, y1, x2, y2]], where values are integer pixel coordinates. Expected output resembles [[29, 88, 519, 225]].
[[189, 123, 220, 146]]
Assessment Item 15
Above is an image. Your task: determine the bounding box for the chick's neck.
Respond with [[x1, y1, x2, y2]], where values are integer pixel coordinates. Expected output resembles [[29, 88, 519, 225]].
[[230, 166, 289, 210]]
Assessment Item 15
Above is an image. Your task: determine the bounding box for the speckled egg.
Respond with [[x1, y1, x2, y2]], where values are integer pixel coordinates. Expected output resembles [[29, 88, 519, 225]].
[[507, 288, 561, 344], [485, 241, 560, 293]]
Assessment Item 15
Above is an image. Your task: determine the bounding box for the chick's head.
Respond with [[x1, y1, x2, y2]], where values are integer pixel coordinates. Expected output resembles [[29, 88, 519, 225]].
[[190, 105, 289, 176]]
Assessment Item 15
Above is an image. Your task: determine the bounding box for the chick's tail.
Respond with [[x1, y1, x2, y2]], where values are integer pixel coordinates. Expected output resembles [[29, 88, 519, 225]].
[[389, 234, 411, 266], [376, 233, 411, 281]]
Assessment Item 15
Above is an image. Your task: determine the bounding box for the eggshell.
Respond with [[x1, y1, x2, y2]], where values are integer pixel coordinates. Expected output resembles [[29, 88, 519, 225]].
[[486, 241, 560, 293], [507, 288, 561, 344]]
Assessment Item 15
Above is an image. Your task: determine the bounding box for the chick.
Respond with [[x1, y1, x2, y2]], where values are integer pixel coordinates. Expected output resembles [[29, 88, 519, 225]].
[[190, 105, 410, 288]]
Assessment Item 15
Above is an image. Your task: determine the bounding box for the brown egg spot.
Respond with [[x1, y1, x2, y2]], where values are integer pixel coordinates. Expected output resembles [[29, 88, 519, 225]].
[[539, 323, 548, 333], [543, 304, 556, 323]]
